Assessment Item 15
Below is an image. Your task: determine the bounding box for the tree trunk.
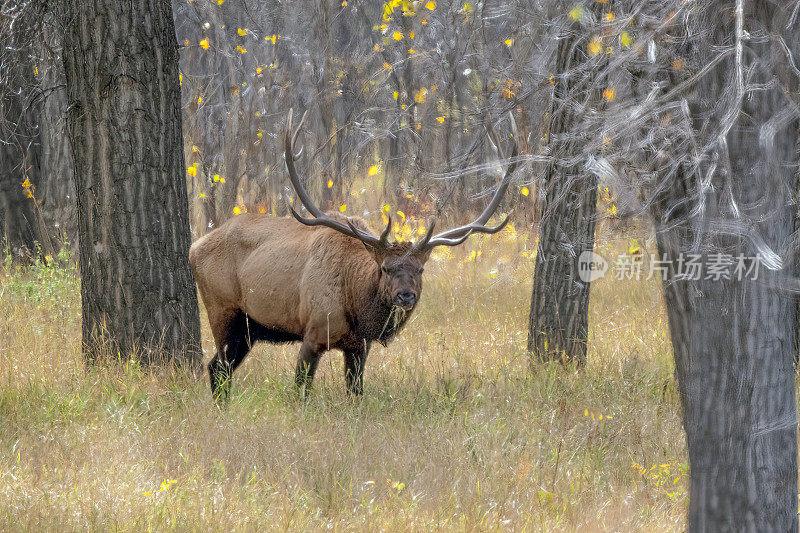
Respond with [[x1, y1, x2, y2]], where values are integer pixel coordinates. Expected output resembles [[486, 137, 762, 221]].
[[527, 9, 605, 366], [62, 0, 201, 365], [650, 2, 799, 528]]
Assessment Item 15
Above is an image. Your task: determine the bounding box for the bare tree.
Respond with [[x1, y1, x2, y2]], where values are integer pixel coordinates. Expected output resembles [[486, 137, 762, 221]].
[[527, 3, 610, 366], [62, 0, 201, 364], [649, 2, 799, 527], [584, 0, 800, 526]]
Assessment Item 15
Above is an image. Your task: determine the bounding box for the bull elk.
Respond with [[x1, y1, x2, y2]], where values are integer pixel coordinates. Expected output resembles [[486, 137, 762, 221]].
[[190, 110, 518, 400]]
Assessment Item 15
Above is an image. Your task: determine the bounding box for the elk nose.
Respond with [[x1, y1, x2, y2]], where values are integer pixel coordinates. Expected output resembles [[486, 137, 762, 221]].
[[396, 291, 417, 307]]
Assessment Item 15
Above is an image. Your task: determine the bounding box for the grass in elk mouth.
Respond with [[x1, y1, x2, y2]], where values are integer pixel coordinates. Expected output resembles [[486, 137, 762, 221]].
[[0, 229, 691, 530], [381, 305, 409, 340]]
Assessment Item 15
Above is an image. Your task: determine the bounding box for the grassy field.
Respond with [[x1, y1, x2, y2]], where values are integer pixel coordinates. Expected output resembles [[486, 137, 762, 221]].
[[0, 225, 687, 531]]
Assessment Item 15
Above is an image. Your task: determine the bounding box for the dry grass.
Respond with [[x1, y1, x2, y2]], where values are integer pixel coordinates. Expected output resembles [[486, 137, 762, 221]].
[[0, 226, 687, 531]]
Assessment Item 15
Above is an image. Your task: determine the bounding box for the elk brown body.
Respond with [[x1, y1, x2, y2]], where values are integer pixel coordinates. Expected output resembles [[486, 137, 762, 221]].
[[190, 110, 517, 400], [190, 213, 427, 398]]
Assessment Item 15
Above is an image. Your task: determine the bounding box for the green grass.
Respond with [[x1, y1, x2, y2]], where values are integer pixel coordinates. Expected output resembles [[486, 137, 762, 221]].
[[0, 228, 686, 531]]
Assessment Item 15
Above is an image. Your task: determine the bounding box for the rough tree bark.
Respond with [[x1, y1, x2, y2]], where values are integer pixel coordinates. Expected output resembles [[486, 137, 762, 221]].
[[527, 6, 607, 366], [651, 2, 799, 528], [62, 0, 201, 364]]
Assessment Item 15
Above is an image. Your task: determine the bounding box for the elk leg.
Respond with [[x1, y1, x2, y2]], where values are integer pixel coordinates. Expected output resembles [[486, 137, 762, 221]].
[[344, 341, 370, 395], [208, 311, 255, 402], [294, 341, 322, 395]]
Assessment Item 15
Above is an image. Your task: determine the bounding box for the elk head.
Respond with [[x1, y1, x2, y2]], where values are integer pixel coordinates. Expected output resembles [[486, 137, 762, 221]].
[[283, 109, 518, 312]]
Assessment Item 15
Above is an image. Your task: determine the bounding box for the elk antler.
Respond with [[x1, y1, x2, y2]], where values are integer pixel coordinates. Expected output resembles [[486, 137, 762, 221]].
[[412, 114, 519, 253], [284, 109, 392, 250]]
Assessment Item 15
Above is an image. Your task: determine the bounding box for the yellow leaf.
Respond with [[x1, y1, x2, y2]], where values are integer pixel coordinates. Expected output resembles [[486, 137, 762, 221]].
[[569, 6, 583, 21], [21, 178, 31, 188], [197, 95, 202, 105], [256, 66, 262, 74], [383, 61, 392, 70], [199, 38, 210, 49], [408, 48, 417, 54], [179, 72, 183, 85], [217, 0, 224, 4], [409, 30, 415, 39], [382, 204, 391, 213], [588, 36, 601, 56], [341, 0, 347, 5], [233, 206, 241, 215], [393, 91, 399, 100], [396, 210, 406, 220], [213, 174, 220, 182], [672, 58, 683, 70], [603, 87, 615, 101], [236, 45, 247, 54], [237, 28, 247, 36], [187, 165, 197, 177], [619, 31, 631, 47], [220, 177, 226, 183], [24, 189, 34, 198], [192, 145, 199, 153], [520, 186, 529, 196], [368, 164, 379, 176], [374, 44, 382, 51], [425, 0, 436, 10], [339, 204, 347, 212], [605, 12, 614, 22], [327, 179, 334, 188], [436, 116, 445, 123], [393, 31, 403, 41], [259, 206, 266, 213], [199, 193, 205, 198], [504, 38, 513, 47]]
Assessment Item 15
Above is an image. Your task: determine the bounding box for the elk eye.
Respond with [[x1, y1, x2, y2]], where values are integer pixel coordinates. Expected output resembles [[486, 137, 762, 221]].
[[417, 268, 424, 274]]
